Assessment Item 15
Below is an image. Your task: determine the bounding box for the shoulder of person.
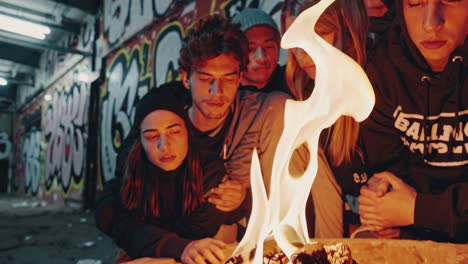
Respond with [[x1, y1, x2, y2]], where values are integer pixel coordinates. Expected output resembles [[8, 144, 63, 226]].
[[366, 33, 392, 66], [238, 87, 290, 102], [365, 31, 402, 97]]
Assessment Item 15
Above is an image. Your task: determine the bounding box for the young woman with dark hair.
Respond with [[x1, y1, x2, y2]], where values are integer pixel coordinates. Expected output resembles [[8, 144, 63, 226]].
[[112, 86, 231, 264]]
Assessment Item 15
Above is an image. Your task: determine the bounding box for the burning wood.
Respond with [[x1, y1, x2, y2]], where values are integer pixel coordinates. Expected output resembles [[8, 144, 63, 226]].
[[226, 241, 355, 264]]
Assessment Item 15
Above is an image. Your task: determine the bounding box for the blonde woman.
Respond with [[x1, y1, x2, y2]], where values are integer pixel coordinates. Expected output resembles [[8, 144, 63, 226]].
[[281, 0, 399, 238]]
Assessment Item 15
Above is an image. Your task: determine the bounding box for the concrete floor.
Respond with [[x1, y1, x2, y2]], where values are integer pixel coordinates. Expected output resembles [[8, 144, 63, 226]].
[[0, 194, 119, 264]]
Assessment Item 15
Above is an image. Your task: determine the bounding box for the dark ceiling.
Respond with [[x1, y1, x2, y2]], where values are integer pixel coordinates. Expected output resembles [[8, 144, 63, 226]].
[[0, 0, 98, 112]]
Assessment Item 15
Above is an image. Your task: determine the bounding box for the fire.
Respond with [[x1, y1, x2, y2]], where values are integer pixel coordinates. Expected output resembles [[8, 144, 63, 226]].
[[230, 0, 375, 263]]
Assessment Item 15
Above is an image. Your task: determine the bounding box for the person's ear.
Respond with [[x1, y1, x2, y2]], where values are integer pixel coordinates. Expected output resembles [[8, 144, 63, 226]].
[[181, 70, 190, 90]]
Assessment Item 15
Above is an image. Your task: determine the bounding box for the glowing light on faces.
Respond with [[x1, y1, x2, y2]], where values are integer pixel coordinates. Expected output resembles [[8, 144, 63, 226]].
[[243, 26, 280, 88], [290, 31, 336, 79], [403, 0, 468, 72], [140, 110, 188, 172], [232, 0, 375, 262], [185, 54, 241, 132]]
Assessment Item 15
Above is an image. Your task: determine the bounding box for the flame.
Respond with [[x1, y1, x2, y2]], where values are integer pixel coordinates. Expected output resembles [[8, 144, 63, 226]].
[[231, 0, 375, 263]]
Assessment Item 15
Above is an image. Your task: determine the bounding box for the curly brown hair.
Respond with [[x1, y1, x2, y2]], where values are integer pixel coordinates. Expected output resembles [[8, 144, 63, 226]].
[[178, 14, 249, 75]]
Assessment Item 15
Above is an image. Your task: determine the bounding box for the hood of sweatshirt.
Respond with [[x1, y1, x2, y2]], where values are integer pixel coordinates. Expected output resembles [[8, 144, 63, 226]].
[[363, 0, 467, 189], [391, 0, 467, 74], [362, 2, 467, 239], [385, 0, 467, 160]]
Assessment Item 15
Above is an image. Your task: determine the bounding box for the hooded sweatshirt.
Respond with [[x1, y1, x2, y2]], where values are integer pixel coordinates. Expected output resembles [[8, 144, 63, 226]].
[[362, 0, 468, 242]]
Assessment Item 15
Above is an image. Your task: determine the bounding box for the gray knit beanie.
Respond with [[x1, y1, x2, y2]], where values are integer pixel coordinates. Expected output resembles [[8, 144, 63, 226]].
[[232, 8, 279, 34]]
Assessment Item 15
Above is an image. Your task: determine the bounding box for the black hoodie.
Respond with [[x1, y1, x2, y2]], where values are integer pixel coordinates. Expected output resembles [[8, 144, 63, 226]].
[[362, 0, 468, 242]]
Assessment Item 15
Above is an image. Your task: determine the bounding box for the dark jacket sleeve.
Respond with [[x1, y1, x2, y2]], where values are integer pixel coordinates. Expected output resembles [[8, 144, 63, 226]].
[[109, 164, 235, 258], [96, 137, 238, 259], [171, 202, 227, 239], [201, 152, 249, 224], [100, 184, 227, 259], [111, 203, 191, 259], [172, 153, 229, 238], [99, 178, 226, 259], [363, 58, 467, 241], [94, 169, 192, 259], [414, 182, 468, 242]]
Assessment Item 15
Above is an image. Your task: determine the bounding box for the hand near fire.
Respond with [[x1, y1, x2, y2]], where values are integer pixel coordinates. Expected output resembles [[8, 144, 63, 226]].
[[207, 177, 246, 212], [359, 171, 417, 230], [181, 238, 226, 264], [366, 172, 391, 197]]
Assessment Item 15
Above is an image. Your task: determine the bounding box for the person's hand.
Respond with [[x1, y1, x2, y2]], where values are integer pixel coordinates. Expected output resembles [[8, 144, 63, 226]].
[[122, 257, 176, 264], [181, 238, 226, 264], [359, 171, 417, 229], [371, 227, 401, 239], [207, 179, 246, 212], [367, 172, 391, 197]]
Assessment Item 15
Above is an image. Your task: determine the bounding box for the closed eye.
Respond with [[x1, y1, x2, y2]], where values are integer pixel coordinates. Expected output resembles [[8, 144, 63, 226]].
[[169, 129, 181, 135], [407, 0, 424, 7], [143, 131, 160, 140]]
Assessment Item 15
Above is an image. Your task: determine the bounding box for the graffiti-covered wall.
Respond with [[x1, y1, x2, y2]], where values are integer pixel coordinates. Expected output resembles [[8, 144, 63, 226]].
[[101, 0, 284, 56], [14, 59, 91, 202], [98, 0, 284, 186], [0, 113, 12, 162], [13, 0, 285, 203], [0, 131, 11, 161], [0, 126, 12, 193]]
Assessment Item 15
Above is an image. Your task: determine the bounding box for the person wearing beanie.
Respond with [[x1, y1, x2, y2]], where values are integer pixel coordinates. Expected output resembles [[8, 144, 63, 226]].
[[108, 86, 231, 262], [232, 8, 290, 94], [131, 86, 188, 139]]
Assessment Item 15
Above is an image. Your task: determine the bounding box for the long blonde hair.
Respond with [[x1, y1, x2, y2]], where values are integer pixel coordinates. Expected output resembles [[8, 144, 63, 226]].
[[282, 0, 368, 166]]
